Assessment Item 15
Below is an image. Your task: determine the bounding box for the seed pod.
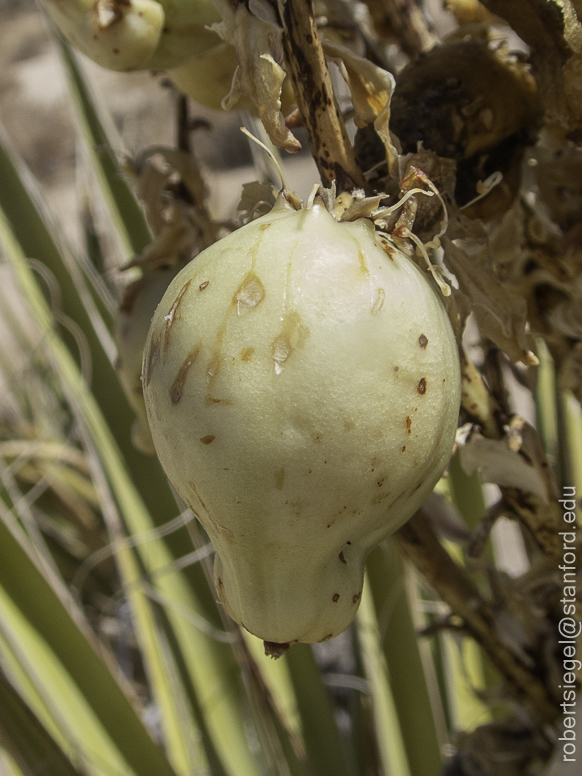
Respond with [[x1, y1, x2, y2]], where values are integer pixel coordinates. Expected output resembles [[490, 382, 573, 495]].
[[143, 193, 461, 648]]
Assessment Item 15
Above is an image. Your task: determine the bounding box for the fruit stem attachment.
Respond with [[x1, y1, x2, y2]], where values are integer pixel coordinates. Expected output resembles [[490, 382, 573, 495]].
[[263, 640, 290, 659], [273, 0, 367, 193]]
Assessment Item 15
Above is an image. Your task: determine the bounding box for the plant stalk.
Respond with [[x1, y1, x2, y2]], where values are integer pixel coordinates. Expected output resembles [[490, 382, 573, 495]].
[[275, 0, 366, 191]]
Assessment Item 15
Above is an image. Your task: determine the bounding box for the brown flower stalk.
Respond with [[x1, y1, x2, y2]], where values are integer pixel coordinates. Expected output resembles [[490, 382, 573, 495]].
[[274, 0, 367, 191]]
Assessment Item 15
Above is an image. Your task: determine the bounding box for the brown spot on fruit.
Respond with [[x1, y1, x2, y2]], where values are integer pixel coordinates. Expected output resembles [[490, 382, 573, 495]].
[[274, 468, 285, 490], [235, 273, 265, 315], [332, 593, 340, 602], [271, 311, 310, 373], [372, 490, 394, 504], [419, 333, 428, 348], [358, 249, 370, 276], [418, 377, 427, 395], [199, 281, 209, 290], [164, 280, 192, 353], [406, 416, 412, 434], [187, 481, 208, 513], [144, 333, 161, 386], [380, 240, 396, 260], [339, 551, 347, 564], [205, 354, 232, 406], [200, 435, 215, 445], [170, 344, 201, 403], [401, 445, 406, 452], [240, 347, 254, 361], [371, 288, 385, 314], [353, 592, 361, 604]]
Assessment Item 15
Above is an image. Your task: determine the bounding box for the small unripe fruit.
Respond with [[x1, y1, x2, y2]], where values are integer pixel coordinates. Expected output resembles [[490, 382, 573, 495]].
[[42, 0, 220, 71], [143, 194, 461, 647]]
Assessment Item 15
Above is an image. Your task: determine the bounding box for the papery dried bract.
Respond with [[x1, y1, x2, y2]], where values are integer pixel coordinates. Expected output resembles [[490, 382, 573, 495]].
[[211, 0, 301, 152], [323, 41, 399, 177]]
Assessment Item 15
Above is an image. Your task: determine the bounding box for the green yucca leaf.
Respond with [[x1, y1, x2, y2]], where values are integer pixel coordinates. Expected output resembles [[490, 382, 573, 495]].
[[366, 541, 443, 776], [0, 664, 86, 776], [0, 201, 266, 776], [0, 122, 212, 612], [55, 34, 152, 259], [0, 503, 177, 776], [357, 576, 412, 776], [285, 644, 352, 776]]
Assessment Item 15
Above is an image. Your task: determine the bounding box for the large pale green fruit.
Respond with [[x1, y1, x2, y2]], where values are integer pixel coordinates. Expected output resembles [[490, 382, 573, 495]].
[[142, 195, 461, 648], [43, 0, 221, 71]]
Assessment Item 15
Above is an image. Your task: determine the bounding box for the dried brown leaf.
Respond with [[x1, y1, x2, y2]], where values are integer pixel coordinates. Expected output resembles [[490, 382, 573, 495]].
[[443, 237, 535, 364], [480, 0, 582, 129], [237, 181, 277, 221]]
